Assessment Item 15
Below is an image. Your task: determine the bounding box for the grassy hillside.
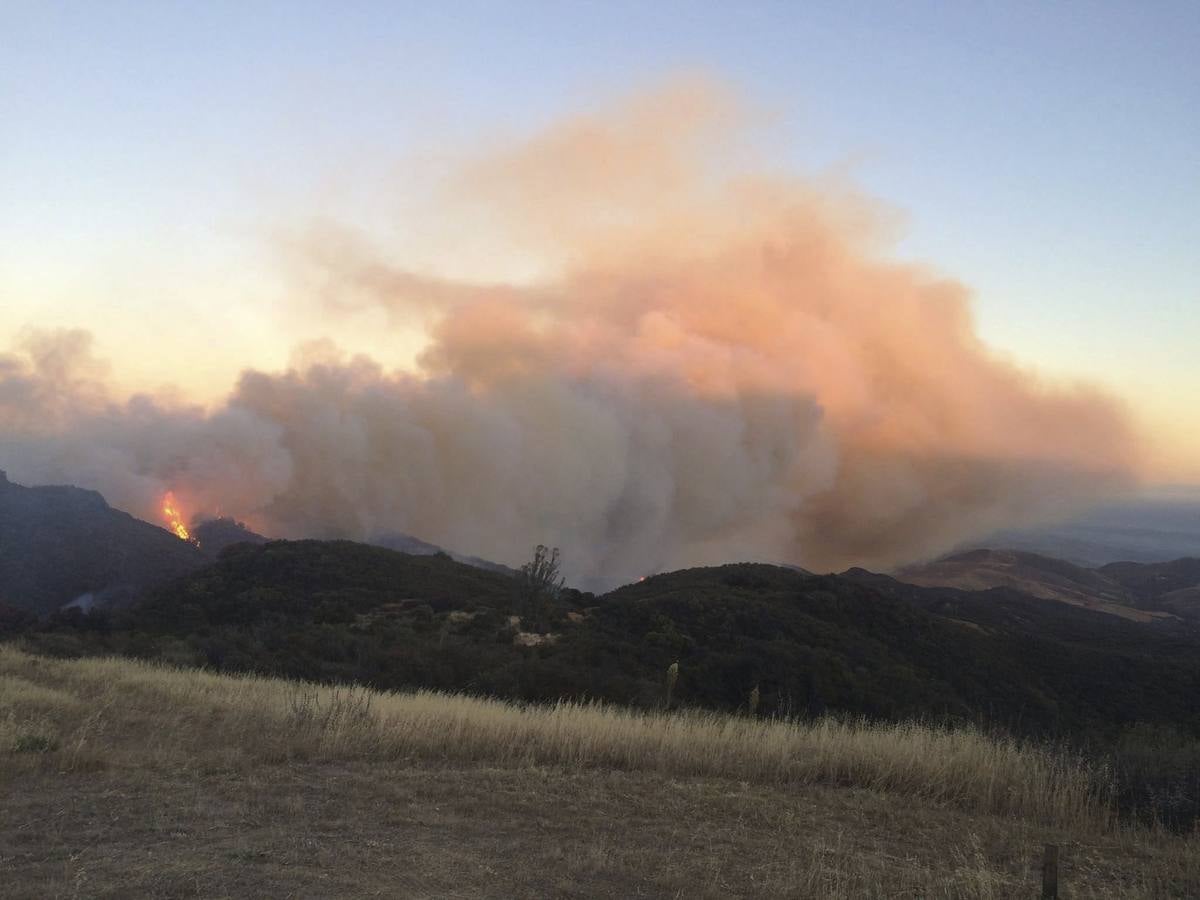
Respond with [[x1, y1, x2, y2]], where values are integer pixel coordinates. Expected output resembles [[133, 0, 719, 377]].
[[896, 548, 1200, 623], [12, 543, 1200, 745], [897, 549, 1160, 619], [1101, 558, 1200, 621], [2, 647, 1198, 897]]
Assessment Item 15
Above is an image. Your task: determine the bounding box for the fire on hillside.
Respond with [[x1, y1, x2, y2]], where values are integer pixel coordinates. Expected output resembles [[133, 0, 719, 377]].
[[161, 491, 199, 546]]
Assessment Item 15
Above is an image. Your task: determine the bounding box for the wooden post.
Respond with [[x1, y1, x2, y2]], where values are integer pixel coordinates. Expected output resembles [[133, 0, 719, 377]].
[[1041, 843, 1058, 899]]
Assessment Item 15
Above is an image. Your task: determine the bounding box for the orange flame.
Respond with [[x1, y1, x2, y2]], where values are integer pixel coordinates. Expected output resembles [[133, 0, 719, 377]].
[[161, 491, 197, 545]]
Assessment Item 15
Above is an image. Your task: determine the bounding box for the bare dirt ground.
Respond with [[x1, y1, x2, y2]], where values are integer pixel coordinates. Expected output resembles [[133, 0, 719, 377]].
[[2, 648, 1197, 898], [3, 761, 1195, 899]]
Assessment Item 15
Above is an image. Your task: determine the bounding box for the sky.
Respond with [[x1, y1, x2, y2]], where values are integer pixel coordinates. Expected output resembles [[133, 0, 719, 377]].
[[2, 1, 1198, 480]]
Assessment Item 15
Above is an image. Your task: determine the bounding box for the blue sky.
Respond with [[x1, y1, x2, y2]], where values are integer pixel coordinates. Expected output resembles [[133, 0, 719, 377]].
[[2, 1, 1198, 472]]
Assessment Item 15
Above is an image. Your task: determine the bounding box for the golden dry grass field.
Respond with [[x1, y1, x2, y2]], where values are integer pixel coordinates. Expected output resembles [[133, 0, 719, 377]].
[[1, 646, 1197, 898]]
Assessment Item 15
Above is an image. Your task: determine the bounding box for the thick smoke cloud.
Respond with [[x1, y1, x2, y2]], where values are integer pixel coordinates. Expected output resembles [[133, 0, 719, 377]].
[[0, 84, 1141, 581]]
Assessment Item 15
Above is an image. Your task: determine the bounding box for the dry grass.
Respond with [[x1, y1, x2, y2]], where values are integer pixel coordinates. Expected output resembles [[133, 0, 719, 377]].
[[2, 645, 1198, 898], [1, 646, 1106, 827]]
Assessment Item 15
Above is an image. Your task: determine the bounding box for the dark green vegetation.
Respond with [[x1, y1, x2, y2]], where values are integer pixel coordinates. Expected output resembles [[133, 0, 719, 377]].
[[6, 533, 1200, 829], [8, 539, 1197, 735]]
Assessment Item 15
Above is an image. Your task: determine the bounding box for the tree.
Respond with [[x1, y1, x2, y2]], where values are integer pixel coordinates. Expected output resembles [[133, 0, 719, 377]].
[[519, 545, 565, 626]]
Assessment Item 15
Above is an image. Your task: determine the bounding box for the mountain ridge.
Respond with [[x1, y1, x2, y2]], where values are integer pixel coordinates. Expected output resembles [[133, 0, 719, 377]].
[[0, 470, 207, 615]]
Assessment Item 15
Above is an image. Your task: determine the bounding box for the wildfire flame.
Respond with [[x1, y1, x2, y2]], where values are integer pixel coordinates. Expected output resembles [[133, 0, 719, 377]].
[[161, 491, 197, 545]]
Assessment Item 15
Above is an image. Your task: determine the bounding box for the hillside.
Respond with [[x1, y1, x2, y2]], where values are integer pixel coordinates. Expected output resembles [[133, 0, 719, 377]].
[[899, 549, 1129, 604], [0, 471, 205, 616], [1101, 558, 1200, 622], [895, 549, 1166, 622], [598, 564, 1200, 736], [370, 530, 518, 575], [2, 647, 1197, 897], [895, 549, 1200, 623], [191, 516, 270, 557], [14, 542, 1200, 744], [0, 473, 516, 617]]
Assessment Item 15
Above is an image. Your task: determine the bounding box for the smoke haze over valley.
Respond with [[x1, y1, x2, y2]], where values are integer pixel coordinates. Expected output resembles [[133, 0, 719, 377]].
[[0, 84, 1152, 582]]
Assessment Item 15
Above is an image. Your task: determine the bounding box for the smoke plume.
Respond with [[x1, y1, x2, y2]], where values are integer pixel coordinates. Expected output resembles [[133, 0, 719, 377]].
[[0, 83, 1141, 581]]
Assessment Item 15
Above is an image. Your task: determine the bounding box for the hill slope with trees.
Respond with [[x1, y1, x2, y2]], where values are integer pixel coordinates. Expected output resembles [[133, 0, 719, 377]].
[[11, 541, 1200, 743]]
